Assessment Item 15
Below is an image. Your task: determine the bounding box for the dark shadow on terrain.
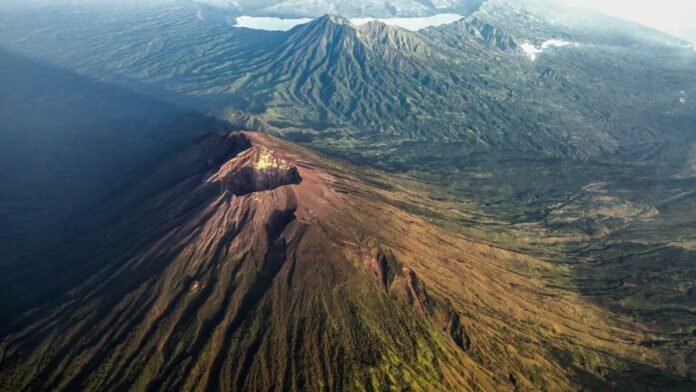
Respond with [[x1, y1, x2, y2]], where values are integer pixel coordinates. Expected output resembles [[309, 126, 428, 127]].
[[0, 48, 223, 316], [567, 243, 696, 387], [552, 347, 696, 391]]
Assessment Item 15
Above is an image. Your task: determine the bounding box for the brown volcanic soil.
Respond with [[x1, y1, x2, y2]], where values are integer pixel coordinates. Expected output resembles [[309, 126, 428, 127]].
[[0, 132, 682, 391]]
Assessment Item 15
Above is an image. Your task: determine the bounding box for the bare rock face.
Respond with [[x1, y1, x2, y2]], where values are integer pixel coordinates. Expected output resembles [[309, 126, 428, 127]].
[[462, 16, 517, 50], [212, 145, 302, 196], [429, 15, 518, 51], [360, 244, 472, 353]]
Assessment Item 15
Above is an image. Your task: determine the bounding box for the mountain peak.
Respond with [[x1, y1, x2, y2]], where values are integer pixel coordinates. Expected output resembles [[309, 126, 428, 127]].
[[209, 142, 302, 197], [319, 14, 352, 25], [357, 19, 402, 35], [3, 129, 688, 391], [309, 13, 353, 28], [288, 13, 358, 42], [358, 20, 431, 57]]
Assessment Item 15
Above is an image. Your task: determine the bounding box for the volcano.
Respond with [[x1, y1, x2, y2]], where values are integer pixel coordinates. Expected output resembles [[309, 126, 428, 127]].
[[0, 131, 683, 391]]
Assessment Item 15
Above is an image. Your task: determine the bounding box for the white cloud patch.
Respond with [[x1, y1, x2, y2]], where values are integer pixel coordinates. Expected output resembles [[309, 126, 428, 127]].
[[521, 39, 575, 61], [541, 39, 570, 49], [556, 0, 696, 45], [521, 42, 542, 60]]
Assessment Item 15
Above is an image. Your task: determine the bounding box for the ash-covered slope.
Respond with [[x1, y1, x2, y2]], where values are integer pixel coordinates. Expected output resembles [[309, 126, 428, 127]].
[[0, 131, 688, 391], [428, 15, 518, 50]]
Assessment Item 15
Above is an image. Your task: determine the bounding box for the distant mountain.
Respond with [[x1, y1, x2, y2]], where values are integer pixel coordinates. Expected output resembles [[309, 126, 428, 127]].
[[2, 0, 693, 164], [457, 15, 517, 50], [209, 13, 694, 162], [197, 0, 485, 17], [474, 0, 694, 48]]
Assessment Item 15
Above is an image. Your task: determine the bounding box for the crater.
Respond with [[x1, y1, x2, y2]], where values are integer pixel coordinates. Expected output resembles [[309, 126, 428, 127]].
[[217, 145, 302, 196]]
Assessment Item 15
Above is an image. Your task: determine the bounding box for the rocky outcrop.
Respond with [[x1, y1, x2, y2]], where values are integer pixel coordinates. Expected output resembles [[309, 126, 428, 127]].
[[212, 146, 302, 196], [461, 16, 517, 50], [364, 246, 401, 290], [363, 244, 471, 352], [359, 21, 430, 56]]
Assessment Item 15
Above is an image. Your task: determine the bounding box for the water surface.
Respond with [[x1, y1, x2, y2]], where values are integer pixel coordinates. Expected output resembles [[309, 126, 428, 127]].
[[234, 13, 463, 32]]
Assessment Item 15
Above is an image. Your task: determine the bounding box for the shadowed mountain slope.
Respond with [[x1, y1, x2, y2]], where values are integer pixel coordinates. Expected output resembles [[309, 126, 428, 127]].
[[0, 131, 691, 391], [0, 49, 219, 262]]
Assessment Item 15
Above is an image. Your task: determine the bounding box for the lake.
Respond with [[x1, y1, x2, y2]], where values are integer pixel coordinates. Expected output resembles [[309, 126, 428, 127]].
[[234, 13, 463, 32]]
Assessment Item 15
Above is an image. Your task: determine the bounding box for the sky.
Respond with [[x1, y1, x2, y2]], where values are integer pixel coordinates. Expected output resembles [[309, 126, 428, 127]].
[[560, 0, 696, 43]]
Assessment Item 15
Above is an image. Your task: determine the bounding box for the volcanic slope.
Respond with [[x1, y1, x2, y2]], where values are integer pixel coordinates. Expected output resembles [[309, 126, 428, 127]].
[[0, 132, 686, 391]]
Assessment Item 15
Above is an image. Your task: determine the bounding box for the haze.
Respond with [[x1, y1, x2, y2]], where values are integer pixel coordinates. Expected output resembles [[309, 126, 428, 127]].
[[562, 0, 696, 43]]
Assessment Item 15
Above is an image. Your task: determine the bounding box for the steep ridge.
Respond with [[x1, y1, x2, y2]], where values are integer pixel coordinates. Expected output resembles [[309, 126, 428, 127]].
[[463, 16, 517, 50], [6, 3, 692, 162], [216, 13, 685, 159], [3, 1, 695, 164], [214, 15, 586, 156], [224, 15, 460, 137], [430, 15, 518, 50], [357, 21, 435, 70], [0, 131, 687, 391]]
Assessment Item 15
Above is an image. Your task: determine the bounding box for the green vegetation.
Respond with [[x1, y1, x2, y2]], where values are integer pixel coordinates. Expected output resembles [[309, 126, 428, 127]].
[[0, 0, 695, 390]]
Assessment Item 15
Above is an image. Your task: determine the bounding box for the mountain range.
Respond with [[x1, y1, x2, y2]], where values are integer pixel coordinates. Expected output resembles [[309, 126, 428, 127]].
[[4, 0, 692, 162], [1, 0, 695, 390], [195, 0, 484, 17]]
